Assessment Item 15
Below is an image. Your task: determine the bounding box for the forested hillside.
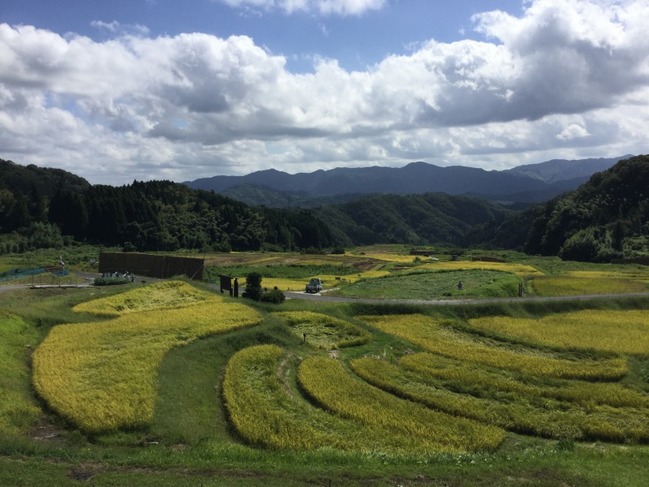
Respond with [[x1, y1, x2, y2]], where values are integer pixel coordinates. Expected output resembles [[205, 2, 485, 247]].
[[0, 159, 91, 252], [50, 181, 343, 252], [0, 158, 515, 253], [314, 193, 512, 247], [523, 155, 649, 261], [2, 155, 648, 260], [0, 159, 336, 253]]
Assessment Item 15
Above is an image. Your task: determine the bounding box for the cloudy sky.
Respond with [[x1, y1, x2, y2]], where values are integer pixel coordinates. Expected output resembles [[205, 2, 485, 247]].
[[1, 0, 648, 185]]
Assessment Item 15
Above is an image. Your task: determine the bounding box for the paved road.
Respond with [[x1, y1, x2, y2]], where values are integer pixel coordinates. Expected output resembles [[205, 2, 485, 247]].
[[285, 290, 649, 306]]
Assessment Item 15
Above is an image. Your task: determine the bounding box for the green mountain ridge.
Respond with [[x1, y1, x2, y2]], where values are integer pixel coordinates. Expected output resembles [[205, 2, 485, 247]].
[[187, 156, 627, 205], [2, 155, 648, 262]]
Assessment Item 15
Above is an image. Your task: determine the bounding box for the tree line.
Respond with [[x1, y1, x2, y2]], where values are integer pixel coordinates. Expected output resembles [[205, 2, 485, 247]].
[[523, 155, 649, 262], [0, 160, 336, 253], [2, 155, 648, 262]]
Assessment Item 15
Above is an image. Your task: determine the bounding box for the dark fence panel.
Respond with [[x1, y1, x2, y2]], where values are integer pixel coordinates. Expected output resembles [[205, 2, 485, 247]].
[[99, 253, 204, 280], [471, 256, 506, 263]]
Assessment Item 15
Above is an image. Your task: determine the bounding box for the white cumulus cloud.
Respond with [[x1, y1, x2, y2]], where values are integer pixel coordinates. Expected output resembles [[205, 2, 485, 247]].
[[0, 0, 648, 185], [557, 123, 591, 140]]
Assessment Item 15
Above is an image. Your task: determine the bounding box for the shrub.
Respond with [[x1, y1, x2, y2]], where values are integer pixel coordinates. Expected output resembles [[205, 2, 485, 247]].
[[94, 276, 130, 286], [260, 288, 285, 304], [559, 226, 622, 263], [122, 241, 137, 252]]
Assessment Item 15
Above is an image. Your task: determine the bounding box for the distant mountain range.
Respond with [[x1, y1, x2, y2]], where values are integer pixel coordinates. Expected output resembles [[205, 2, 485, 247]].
[[3, 154, 648, 260], [185, 156, 631, 207]]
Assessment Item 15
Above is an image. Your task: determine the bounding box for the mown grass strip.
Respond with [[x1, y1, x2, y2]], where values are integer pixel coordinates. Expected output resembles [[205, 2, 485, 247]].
[[297, 356, 504, 453], [33, 294, 262, 432], [360, 314, 628, 380], [0, 311, 40, 435]]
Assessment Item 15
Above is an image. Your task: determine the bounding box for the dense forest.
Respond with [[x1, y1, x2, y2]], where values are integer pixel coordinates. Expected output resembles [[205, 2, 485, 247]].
[[314, 193, 512, 246], [1, 155, 648, 261], [523, 155, 649, 262], [0, 159, 335, 253]]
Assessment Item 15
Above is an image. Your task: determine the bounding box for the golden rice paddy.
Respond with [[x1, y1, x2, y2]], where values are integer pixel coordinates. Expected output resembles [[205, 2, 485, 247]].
[[33, 282, 262, 432], [469, 310, 649, 355]]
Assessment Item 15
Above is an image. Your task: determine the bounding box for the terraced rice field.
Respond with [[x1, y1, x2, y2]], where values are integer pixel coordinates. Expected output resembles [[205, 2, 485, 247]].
[[354, 313, 649, 443], [25, 275, 649, 460], [530, 271, 649, 296], [33, 281, 262, 432], [469, 310, 649, 355], [360, 314, 628, 380], [223, 344, 503, 455], [273, 311, 370, 349]]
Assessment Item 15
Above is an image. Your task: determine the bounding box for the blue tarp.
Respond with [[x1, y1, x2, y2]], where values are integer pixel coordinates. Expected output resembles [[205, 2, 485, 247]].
[[0, 267, 69, 282]]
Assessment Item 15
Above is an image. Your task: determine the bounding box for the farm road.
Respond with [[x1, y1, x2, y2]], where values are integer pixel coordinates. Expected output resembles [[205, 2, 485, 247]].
[[3, 272, 649, 306], [285, 291, 649, 306]]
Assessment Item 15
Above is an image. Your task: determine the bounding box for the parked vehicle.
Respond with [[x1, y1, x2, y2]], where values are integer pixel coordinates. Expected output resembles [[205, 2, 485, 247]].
[[305, 278, 323, 293]]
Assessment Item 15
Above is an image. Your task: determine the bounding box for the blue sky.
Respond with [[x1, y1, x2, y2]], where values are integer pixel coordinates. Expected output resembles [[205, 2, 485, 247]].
[[3, 0, 524, 70], [1, 0, 648, 185]]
